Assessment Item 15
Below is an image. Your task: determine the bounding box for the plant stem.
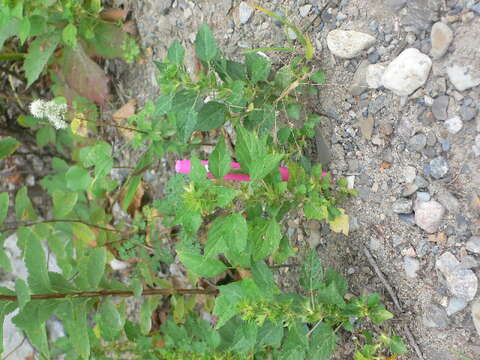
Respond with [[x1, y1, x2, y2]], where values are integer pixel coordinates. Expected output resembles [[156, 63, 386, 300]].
[[0, 287, 218, 302], [1, 219, 120, 233], [0, 53, 26, 60]]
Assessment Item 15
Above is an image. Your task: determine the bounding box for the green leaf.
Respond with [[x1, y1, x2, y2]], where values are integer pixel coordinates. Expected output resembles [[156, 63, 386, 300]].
[[176, 108, 198, 143], [317, 281, 345, 307], [195, 23, 218, 62], [299, 252, 324, 291], [195, 101, 228, 131], [155, 95, 173, 116], [140, 296, 161, 335], [213, 186, 238, 207], [23, 32, 61, 87], [62, 23, 77, 48], [190, 156, 208, 183], [61, 300, 90, 359], [311, 70, 326, 84], [252, 218, 282, 261], [388, 336, 408, 354], [98, 298, 124, 339], [72, 222, 96, 246], [15, 278, 30, 310], [167, 40, 185, 64], [52, 190, 78, 218], [36, 126, 56, 147], [0, 19, 19, 50], [0, 192, 8, 225], [66, 166, 92, 191], [15, 187, 37, 221], [24, 229, 51, 293], [120, 175, 142, 211], [252, 261, 277, 299], [178, 251, 227, 278], [369, 307, 393, 324], [209, 135, 231, 179], [304, 201, 328, 221], [29, 15, 47, 36], [213, 282, 245, 328], [0, 235, 12, 272], [18, 16, 30, 44], [286, 103, 301, 121], [87, 247, 106, 288], [246, 53, 271, 83], [257, 321, 283, 348], [308, 323, 338, 360], [206, 214, 247, 258], [79, 142, 113, 179], [0, 136, 20, 160]]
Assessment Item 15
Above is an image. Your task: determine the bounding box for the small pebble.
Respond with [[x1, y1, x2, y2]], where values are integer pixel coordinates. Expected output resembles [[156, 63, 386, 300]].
[[404, 256, 420, 278], [429, 156, 449, 179], [393, 198, 413, 214], [444, 116, 463, 134], [459, 105, 477, 121], [432, 95, 449, 121], [466, 236, 480, 254], [416, 192, 431, 201]]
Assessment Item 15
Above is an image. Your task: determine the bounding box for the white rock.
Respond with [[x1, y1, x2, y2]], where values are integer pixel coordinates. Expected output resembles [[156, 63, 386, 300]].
[[446, 297, 468, 316], [473, 135, 480, 157], [414, 200, 445, 233], [436, 252, 478, 301], [447, 64, 480, 91], [382, 48, 432, 96], [366, 63, 386, 89], [299, 4, 312, 17], [444, 116, 463, 134], [239, 2, 253, 24], [326, 30, 376, 59], [110, 258, 130, 271], [430, 22, 454, 59], [466, 236, 480, 254], [403, 165, 417, 183], [4, 310, 36, 358]]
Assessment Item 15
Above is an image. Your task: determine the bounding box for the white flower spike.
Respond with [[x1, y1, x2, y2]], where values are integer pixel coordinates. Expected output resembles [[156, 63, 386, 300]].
[[29, 99, 68, 129]]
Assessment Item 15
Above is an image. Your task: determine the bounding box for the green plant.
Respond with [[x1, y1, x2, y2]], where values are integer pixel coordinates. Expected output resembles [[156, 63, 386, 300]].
[[0, 0, 139, 107], [0, 13, 405, 360]]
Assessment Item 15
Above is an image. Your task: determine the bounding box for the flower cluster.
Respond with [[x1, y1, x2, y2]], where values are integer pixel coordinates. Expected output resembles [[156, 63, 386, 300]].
[[29, 99, 68, 129]]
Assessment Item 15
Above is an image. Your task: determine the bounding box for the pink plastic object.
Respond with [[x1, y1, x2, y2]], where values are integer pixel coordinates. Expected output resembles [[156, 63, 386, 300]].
[[175, 160, 327, 182]]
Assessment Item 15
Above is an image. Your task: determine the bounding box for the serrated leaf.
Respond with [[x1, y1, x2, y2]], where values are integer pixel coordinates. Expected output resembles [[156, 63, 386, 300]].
[[66, 166, 92, 191], [84, 22, 127, 59], [0, 19, 19, 50], [88, 247, 106, 288], [18, 16, 30, 44], [190, 156, 208, 183], [195, 23, 218, 62], [286, 103, 301, 121], [52, 190, 78, 218], [304, 201, 328, 221], [15, 278, 30, 310], [62, 300, 90, 359], [15, 187, 37, 221], [252, 261, 277, 299], [246, 53, 271, 83], [36, 126, 55, 147], [62, 23, 77, 48], [98, 298, 124, 339], [328, 209, 349, 235], [299, 252, 324, 291], [369, 308, 393, 324], [317, 281, 345, 307], [209, 136, 231, 179], [388, 336, 407, 354], [311, 70, 326, 84], [23, 32, 60, 87], [257, 320, 283, 348], [178, 251, 227, 278], [206, 214, 247, 258], [24, 229, 51, 293], [167, 40, 185, 64], [308, 323, 338, 360], [252, 218, 282, 261], [0, 192, 8, 225], [176, 108, 198, 143], [0, 136, 20, 160], [195, 101, 228, 131], [213, 281, 245, 328], [155, 95, 172, 116], [0, 235, 12, 272]]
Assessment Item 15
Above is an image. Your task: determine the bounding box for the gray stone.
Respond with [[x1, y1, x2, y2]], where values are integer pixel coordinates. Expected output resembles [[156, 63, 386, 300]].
[[444, 116, 463, 134], [466, 236, 480, 254], [239, 2, 253, 24], [474, 134, 480, 157], [430, 22, 454, 59], [385, 0, 407, 11], [404, 0, 440, 31], [393, 198, 414, 214], [368, 95, 386, 114], [429, 156, 449, 179], [404, 256, 420, 278], [459, 255, 479, 269], [299, 4, 312, 17], [460, 105, 477, 121], [368, 51, 380, 63], [447, 63, 480, 91], [415, 175, 429, 188], [417, 192, 431, 201], [423, 303, 449, 328], [350, 60, 369, 96], [382, 48, 432, 96], [359, 116, 374, 139], [426, 132, 437, 146], [403, 166, 417, 183], [436, 187, 460, 212], [472, 301, 480, 338], [436, 252, 478, 301], [415, 200, 445, 233], [432, 95, 449, 121], [326, 30, 376, 59], [446, 297, 468, 316], [402, 183, 419, 197], [408, 133, 427, 152]]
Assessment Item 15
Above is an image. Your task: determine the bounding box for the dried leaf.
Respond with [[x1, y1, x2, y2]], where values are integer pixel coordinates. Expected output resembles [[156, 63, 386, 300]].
[[328, 209, 349, 236], [70, 112, 88, 137], [100, 8, 129, 22], [112, 99, 136, 139], [62, 44, 110, 105]]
